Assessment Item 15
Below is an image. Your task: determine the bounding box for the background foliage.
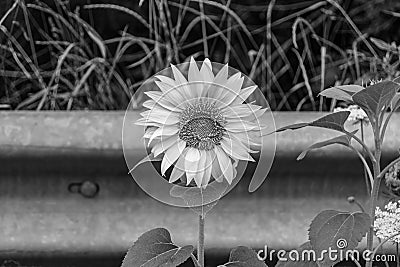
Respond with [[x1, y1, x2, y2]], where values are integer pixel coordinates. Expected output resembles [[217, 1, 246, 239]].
[[1, 0, 400, 110]]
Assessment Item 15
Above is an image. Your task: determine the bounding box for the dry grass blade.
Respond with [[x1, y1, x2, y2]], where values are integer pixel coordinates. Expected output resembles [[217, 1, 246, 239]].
[[127, 49, 156, 69], [0, 0, 19, 26], [198, 0, 208, 57], [266, 0, 275, 105], [19, 0, 38, 66], [83, 4, 155, 38], [87, 30, 106, 58], [0, 25, 45, 87], [292, 48, 316, 110], [1, 0, 397, 111], [47, 43, 75, 88], [6, 43, 31, 79], [319, 45, 326, 111], [273, 1, 327, 27], [190, 0, 258, 48], [383, 10, 400, 17], [27, 3, 81, 41], [16, 88, 47, 109], [292, 17, 319, 49], [249, 44, 264, 80], [67, 62, 97, 109], [326, 0, 377, 58]]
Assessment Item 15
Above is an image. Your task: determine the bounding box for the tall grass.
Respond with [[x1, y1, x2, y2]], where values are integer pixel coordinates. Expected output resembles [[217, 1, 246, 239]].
[[0, 0, 399, 111], [0, 0, 131, 110]]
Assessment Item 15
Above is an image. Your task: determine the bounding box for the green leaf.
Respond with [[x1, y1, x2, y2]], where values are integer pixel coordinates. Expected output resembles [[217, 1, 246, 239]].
[[297, 131, 357, 160], [275, 242, 318, 267], [391, 93, 400, 111], [308, 210, 370, 267], [319, 88, 352, 102], [319, 85, 364, 102], [274, 122, 310, 132], [352, 80, 400, 126], [335, 85, 365, 93], [275, 111, 350, 134], [221, 246, 267, 267], [390, 78, 400, 111], [121, 228, 194, 267], [309, 111, 350, 131]]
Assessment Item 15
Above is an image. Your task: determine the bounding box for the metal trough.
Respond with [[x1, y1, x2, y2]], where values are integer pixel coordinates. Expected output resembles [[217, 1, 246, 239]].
[[0, 111, 398, 266]]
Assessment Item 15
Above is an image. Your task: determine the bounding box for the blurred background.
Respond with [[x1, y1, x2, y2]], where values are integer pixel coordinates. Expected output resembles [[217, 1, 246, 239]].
[[1, 0, 400, 111]]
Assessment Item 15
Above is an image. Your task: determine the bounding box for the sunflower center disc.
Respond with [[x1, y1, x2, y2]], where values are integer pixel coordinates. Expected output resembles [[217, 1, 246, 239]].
[[179, 117, 224, 150], [178, 100, 226, 150]]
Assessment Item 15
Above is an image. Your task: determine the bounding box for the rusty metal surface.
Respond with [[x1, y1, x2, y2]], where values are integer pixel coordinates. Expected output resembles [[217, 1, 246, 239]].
[[0, 111, 398, 264]]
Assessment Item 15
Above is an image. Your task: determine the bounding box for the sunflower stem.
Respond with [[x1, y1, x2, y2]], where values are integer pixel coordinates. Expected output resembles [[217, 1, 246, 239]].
[[190, 254, 201, 267], [198, 214, 205, 267], [360, 122, 371, 195], [366, 122, 382, 267]]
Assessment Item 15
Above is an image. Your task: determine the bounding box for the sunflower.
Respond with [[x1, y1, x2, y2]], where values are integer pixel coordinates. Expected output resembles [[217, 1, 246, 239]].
[[137, 57, 266, 188]]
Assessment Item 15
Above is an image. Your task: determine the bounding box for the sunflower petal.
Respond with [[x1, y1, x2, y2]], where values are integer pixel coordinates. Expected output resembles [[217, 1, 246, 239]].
[[188, 57, 203, 97], [140, 108, 180, 125], [225, 121, 260, 132], [219, 74, 244, 106], [161, 139, 186, 175], [154, 80, 173, 94], [136, 118, 163, 127], [214, 64, 228, 85], [185, 148, 201, 185], [194, 150, 207, 187], [222, 104, 261, 118], [171, 64, 194, 99], [144, 90, 181, 111], [171, 64, 188, 85], [200, 59, 214, 83], [143, 99, 156, 109], [232, 85, 257, 105], [202, 150, 213, 187], [144, 91, 164, 104], [154, 81, 184, 104], [215, 146, 234, 184], [228, 132, 259, 153], [155, 75, 176, 87], [250, 107, 269, 119], [143, 129, 158, 147], [211, 154, 224, 182], [169, 151, 186, 183], [207, 64, 229, 99], [232, 132, 262, 148], [151, 135, 178, 157], [221, 136, 255, 162]]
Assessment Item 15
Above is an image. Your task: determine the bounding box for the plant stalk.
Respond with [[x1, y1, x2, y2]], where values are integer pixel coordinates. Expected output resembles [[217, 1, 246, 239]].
[[190, 254, 201, 267], [198, 214, 205, 267], [366, 125, 382, 267], [360, 122, 371, 195]]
